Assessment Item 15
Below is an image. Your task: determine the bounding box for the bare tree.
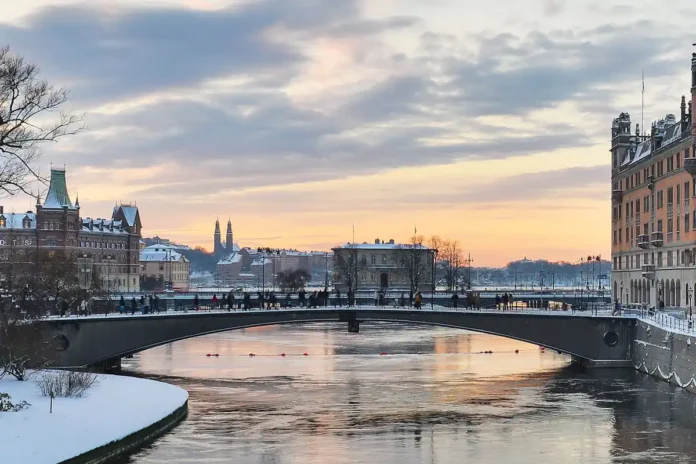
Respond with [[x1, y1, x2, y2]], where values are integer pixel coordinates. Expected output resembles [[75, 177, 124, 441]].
[[441, 240, 464, 291], [0, 249, 87, 380], [333, 245, 365, 292], [0, 46, 82, 196], [393, 235, 430, 293]]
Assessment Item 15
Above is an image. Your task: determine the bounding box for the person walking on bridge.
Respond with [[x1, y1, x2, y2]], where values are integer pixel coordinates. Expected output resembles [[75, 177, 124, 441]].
[[243, 292, 251, 311], [414, 291, 422, 309], [451, 292, 459, 309], [227, 291, 235, 311], [130, 297, 137, 315], [335, 288, 342, 308], [194, 294, 200, 311], [119, 295, 126, 314], [299, 289, 306, 308]]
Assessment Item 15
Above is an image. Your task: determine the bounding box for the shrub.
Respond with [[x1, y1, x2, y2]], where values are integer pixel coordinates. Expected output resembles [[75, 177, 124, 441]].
[[0, 392, 30, 412], [35, 370, 99, 398]]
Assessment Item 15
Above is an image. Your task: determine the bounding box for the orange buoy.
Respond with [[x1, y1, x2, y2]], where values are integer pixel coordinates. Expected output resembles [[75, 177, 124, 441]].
[[515, 349, 519, 354], [303, 352, 308, 356], [281, 353, 286, 357]]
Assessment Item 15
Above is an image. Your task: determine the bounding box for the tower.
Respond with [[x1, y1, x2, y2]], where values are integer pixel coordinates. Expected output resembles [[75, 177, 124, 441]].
[[214, 218, 223, 256], [226, 218, 233, 252]]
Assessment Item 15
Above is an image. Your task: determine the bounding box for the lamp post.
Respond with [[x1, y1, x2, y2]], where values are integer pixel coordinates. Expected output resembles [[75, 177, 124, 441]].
[[431, 248, 438, 309]]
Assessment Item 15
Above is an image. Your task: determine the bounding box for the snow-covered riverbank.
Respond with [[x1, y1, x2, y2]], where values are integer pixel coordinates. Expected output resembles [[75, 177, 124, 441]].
[[1, 373, 188, 464]]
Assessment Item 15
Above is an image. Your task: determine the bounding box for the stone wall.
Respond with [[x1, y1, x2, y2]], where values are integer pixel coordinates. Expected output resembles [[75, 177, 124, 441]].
[[633, 319, 696, 393]]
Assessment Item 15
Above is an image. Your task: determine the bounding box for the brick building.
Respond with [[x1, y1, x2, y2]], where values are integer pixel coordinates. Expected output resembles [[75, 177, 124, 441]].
[[0, 168, 142, 292]]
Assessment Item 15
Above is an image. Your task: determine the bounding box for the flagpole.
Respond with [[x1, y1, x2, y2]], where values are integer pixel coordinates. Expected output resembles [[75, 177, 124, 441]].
[[641, 69, 645, 137]]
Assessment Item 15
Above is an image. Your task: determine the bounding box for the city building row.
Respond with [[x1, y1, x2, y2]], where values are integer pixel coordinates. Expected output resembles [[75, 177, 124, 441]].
[[611, 50, 696, 309], [0, 168, 142, 292]]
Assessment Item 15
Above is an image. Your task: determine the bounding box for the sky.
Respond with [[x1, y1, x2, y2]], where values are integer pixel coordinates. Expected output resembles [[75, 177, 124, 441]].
[[0, 0, 694, 266]]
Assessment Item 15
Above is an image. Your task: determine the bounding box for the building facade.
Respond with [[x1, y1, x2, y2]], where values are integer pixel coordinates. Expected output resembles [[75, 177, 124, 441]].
[[0, 168, 142, 292], [140, 244, 190, 291], [332, 238, 434, 292], [611, 52, 696, 309]]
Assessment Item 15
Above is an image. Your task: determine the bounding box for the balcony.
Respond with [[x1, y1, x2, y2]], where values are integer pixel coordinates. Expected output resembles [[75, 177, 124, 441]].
[[648, 175, 655, 191], [641, 264, 656, 279], [650, 231, 664, 247], [637, 234, 650, 249], [685, 158, 696, 177], [612, 189, 623, 202]]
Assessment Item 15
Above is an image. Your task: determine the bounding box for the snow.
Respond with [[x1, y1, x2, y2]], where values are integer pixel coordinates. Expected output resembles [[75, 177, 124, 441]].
[[629, 141, 652, 165], [0, 212, 36, 230], [0, 373, 188, 464]]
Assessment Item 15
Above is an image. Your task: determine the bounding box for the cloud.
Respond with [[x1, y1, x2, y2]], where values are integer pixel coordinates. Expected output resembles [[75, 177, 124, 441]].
[[543, 0, 565, 16]]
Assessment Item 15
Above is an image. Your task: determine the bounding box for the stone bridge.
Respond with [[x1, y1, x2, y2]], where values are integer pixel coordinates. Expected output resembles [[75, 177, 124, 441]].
[[39, 308, 636, 371]]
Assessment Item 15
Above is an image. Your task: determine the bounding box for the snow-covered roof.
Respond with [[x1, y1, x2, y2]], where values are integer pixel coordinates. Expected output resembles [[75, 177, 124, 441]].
[[0, 213, 36, 230], [113, 205, 138, 227], [336, 242, 430, 250], [140, 249, 188, 262], [630, 141, 652, 165], [251, 258, 272, 266], [661, 120, 685, 147], [227, 242, 241, 252], [81, 218, 128, 235], [143, 244, 179, 252], [218, 253, 242, 265], [42, 169, 76, 210]]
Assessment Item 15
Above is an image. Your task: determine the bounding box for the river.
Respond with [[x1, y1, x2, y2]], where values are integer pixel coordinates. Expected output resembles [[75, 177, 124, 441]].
[[118, 322, 696, 464]]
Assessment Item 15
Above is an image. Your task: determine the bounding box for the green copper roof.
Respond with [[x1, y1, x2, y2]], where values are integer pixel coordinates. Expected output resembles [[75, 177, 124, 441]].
[[43, 168, 74, 209]]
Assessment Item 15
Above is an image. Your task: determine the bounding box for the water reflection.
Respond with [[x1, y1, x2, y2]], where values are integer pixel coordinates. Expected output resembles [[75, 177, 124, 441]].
[[118, 322, 696, 464]]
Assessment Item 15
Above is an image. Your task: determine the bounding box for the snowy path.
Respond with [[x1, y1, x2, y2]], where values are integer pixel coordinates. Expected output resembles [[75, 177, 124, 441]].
[[0, 374, 188, 464]]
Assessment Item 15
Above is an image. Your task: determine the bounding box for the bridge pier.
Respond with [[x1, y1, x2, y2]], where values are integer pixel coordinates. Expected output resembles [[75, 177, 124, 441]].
[[89, 357, 122, 374], [348, 320, 360, 333]]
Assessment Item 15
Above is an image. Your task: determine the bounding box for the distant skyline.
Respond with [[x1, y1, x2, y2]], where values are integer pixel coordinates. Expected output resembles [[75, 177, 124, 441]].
[[0, 0, 694, 266]]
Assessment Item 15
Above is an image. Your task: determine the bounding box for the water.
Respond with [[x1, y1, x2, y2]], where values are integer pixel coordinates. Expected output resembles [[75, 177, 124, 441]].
[[118, 323, 696, 464]]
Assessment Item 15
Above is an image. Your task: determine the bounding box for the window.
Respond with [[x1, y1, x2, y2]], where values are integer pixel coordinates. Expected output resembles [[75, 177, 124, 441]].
[[658, 252, 663, 267], [619, 228, 623, 243], [370, 254, 376, 265], [678, 153, 681, 169], [644, 196, 649, 212], [658, 219, 663, 232], [667, 187, 674, 205], [668, 251, 673, 267], [677, 185, 681, 204], [686, 182, 691, 203], [687, 214, 691, 232], [668, 219, 673, 233]]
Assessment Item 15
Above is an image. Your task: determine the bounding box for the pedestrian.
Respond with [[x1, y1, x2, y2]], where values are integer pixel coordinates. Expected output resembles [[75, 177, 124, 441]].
[[299, 289, 306, 308], [507, 293, 514, 310], [130, 297, 137, 315], [148, 294, 154, 314], [502, 293, 508, 311], [227, 291, 235, 311], [409, 290, 414, 308], [155, 295, 160, 313], [212, 293, 218, 310], [270, 291, 277, 309], [495, 294, 501, 310], [451, 292, 459, 309], [285, 292, 292, 308], [414, 291, 422, 309], [194, 294, 199, 311], [475, 293, 481, 310], [347, 289, 354, 307], [120, 295, 126, 314], [243, 292, 251, 311], [374, 289, 379, 307], [399, 292, 406, 308], [257, 291, 265, 309], [335, 288, 342, 307]]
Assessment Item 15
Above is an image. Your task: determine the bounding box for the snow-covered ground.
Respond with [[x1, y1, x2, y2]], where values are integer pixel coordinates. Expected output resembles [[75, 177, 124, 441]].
[[0, 373, 188, 464]]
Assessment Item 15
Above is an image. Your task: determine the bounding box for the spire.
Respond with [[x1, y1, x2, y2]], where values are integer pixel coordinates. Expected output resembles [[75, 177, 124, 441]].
[[75, 191, 80, 209], [214, 217, 220, 233], [43, 168, 74, 209], [225, 216, 233, 252]]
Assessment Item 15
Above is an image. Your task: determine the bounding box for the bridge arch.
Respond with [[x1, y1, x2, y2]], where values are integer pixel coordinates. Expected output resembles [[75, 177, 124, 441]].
[[43, 309, 635, 370]]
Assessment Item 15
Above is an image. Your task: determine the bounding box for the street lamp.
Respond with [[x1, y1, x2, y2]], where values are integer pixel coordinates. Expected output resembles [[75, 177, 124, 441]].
[[431, 248, 438, 309]]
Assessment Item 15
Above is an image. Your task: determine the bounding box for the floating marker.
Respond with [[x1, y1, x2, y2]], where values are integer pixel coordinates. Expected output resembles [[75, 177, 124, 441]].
[[206, 354, 211, 357], [380, 352, 388, 356], [303, 353, 308, 356], [280, 353, 286, 357], [214, 354, 219, 357], [515, 350, 519, 354], [249, 353, 255, 357]]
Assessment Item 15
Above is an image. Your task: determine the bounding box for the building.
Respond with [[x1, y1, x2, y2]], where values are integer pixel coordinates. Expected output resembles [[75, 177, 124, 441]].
[[0, 167, 142, 292], [332, 238, 434, 292], [217, 252, 243, 285], [611, 51, 696, 309], [140, 244, 190, 291]]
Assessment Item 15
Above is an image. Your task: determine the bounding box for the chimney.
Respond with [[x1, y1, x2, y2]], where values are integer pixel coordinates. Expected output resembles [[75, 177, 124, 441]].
[[375, 238, 380, 244], [682, 96, 687, 122], [0, 206, 4, 215], [389, 239, 395, 244]]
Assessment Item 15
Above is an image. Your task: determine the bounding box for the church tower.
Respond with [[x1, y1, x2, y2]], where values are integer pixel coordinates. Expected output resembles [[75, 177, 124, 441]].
[[214, 218, 223, 256], [226, 218, 233, 252]]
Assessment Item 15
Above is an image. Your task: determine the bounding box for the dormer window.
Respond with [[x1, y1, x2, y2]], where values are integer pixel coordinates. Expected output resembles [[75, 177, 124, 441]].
[[0, 216, 6, 228]]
